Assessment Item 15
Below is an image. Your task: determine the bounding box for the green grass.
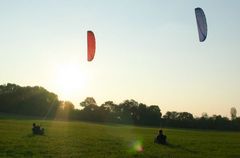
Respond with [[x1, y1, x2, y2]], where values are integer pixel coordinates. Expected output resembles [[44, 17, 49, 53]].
[[0, 118, 239, 158]]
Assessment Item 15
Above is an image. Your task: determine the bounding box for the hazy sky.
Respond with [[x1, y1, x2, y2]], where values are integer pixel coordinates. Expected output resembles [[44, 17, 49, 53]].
[[0, 0, 240, 117]]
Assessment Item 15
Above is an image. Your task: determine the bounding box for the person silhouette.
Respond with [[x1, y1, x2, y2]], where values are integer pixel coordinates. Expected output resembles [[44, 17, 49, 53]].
[[154, 129, 167, 144], [32, 123, 44, 135]]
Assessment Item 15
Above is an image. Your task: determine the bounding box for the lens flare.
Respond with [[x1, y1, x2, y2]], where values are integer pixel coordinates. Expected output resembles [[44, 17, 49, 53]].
[[129, 140, 144, 154]]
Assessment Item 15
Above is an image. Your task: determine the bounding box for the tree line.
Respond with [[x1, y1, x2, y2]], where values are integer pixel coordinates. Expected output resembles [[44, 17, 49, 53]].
[[0, 83, 239, 131]]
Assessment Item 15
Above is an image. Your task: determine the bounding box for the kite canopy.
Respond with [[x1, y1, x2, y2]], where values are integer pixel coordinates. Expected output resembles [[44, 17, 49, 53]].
[[87, 31, 96, 61], [195, 7, 208, 42]]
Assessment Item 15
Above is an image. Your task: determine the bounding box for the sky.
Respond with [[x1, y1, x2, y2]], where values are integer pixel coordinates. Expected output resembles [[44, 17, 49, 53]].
[[0, 0, 240, 117]]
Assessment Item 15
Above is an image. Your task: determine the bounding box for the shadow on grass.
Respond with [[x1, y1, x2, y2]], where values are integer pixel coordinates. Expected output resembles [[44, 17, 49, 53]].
[[165, 143, 198, 154], [24, 133, 46, 138]]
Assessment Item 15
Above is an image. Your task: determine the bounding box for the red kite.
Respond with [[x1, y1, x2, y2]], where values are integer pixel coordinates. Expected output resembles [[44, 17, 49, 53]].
[[87, 31, 96, 61]]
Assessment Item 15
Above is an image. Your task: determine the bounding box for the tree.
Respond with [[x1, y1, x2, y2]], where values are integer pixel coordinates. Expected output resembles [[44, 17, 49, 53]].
[[56, 101, 75, 120], [178, 112, 193, 120], [137, 103, 148, 124], [101, 101, 117, 113], [79, 97, 101, 122], [100, 101, 120, 122], [80, 97, 97, 108], [60, 101, 74, 111], [230, 107, 237, 120], [163, 111, 178, 120], [144, 105, 162, 125], [201, 112, 208, 119], [0, 83, 60, 117], [118, 99, 139, 124]]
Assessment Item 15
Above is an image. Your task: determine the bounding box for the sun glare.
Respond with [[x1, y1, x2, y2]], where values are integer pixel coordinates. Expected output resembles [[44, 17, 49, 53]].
[[55, 63, 87, 100]]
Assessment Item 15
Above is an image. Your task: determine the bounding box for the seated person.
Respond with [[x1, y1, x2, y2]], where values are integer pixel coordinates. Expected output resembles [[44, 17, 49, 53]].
[[154, 129, 167, 144], [32, 123, 44, 135]]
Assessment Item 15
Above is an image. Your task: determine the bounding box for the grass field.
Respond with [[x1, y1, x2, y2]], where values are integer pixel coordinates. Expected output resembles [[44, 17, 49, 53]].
[[0, 118, 240, 158]]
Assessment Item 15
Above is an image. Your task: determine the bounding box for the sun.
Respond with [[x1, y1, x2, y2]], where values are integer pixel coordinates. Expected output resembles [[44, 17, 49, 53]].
[[54, 63, 87, 100]]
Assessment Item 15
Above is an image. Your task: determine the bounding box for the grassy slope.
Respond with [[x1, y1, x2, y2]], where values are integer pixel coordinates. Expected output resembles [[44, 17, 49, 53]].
[[0, 119, 239, 158]]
